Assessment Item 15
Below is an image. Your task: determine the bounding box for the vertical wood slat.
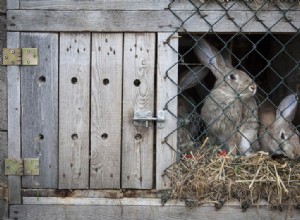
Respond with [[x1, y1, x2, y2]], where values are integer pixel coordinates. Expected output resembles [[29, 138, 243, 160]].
[[156, 33, 178, 190], [122, 33, 155, 189], [7, 32, 21, 204], [21, 33, 58, 188], [90, 33, 123, 189], [59, 33, 90, 189]]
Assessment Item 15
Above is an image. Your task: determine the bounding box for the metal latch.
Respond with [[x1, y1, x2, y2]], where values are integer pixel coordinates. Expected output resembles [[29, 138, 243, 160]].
[[5, 158, 40, 176], [133, 110, 165, 128], [2, 48, 38, 66]]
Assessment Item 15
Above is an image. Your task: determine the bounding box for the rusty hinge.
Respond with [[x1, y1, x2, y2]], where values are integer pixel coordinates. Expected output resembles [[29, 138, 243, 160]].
[[2, 48, 38, 66], [5, 158, 40, 176]]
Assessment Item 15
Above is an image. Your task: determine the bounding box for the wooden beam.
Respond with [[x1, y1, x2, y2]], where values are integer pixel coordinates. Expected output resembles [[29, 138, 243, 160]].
[[156, 33, 178, 190], [7, 32, 21, 205], [10, 198, 300, 220], [18, 1, 300, 11], [0, 15, 7, 131], [7, 9, 300, 33]]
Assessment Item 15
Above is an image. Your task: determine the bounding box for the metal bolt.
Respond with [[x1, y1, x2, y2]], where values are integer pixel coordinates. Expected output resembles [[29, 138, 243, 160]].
[[11, 50, 15, 54]]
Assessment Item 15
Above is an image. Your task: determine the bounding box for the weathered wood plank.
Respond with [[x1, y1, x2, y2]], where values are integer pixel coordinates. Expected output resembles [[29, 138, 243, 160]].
[[156, 33, 178, 190], [7, 9, 300, 33], [90, 33, 123, 189], [0, 0, 6, 13], [19, 0, 300, 11], [7, 0, 19, 10], [20, 33, 58, 188], [0, 131, 7, 186], [59, 33, 90, 189], [0, 15, 7, 131], [7, 32, 21, 204], [10, 201, 300, 220], [122, 33, 155, 189]]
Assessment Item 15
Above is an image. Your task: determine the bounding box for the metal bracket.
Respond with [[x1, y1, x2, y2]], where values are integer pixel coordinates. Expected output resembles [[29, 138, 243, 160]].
[[5, 158, 40, 176], [133, 110, 165, 128], [2, 48, 38, 66]]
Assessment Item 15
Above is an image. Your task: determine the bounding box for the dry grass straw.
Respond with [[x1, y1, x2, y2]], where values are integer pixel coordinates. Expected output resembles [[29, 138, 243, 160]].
[[164, 138, 300, 210]]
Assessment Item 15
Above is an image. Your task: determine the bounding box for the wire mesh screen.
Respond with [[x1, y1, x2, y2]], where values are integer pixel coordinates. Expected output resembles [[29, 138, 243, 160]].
[[164, 0, 300, 159]]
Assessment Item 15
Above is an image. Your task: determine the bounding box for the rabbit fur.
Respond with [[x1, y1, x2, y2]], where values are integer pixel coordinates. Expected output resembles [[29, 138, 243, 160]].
[[194, 38, 259, 156], [258, 94, 300, 159]]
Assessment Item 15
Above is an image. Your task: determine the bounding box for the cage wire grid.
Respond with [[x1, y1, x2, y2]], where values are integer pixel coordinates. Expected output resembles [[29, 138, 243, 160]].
[[161, 0, 300, 209]]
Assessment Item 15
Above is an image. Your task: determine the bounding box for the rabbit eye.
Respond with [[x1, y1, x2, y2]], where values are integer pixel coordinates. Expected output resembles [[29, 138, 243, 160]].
[[229, 74, 236, 80], [280, 131, 286, 140]]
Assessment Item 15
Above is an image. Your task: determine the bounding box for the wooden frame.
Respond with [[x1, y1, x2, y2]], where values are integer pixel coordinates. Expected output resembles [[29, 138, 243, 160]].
[[4, 0, 300, 219]]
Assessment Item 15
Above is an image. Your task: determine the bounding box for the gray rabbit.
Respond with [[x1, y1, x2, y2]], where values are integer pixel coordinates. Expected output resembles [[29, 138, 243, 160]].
[[193, 38, 259, 156], [258, 94, 300, 159]]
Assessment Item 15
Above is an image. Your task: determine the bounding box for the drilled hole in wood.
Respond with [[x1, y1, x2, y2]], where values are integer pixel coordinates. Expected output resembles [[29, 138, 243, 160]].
[[101, 133, 108, 140], [135, 134, 142, 140], [38, 134, 44, 140], [71, 77, 78, 84], [39, 76, 46, 83], [134, 79, 141, 87], [71, 134, 78, 140], [103, 78, 109, 85]]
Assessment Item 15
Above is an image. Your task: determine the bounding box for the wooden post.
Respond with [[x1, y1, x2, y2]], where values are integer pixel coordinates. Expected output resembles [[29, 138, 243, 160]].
[[7, 32, 21, 204], [156, 33, 178, 190]]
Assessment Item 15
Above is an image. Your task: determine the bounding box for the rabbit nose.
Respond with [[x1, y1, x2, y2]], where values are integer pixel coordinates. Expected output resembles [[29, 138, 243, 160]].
[[249, 85, 256, 93]]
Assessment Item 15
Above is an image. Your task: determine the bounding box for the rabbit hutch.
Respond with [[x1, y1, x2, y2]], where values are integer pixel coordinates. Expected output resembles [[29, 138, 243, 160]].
[[2, 0, 300, 219]]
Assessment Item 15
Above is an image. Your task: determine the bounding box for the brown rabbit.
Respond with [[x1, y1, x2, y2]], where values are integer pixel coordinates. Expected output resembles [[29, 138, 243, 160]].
[[194, 38, 259, 155], [258, 94, 300, 159]]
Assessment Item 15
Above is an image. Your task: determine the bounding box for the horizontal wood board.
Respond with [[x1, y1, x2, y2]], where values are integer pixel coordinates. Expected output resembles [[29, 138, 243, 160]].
[[10, 198, 300, 220], [18, 0, 300, 11], [7, 9, 300, 33]]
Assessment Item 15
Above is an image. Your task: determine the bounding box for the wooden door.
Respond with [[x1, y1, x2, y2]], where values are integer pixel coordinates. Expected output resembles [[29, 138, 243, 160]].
[[7, 31, 178, 203]]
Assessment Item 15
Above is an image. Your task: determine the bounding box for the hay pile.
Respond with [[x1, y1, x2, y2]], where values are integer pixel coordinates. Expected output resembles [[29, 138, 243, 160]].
[[164, 138, 300, 210]]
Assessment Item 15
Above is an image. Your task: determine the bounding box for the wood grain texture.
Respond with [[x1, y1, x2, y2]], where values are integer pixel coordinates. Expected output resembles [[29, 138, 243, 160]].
[[21, 33, 58, 188], [7, 32, 21, 204], [7, 0, 19, 10], [19, 0, 300, 11], [10, 201, 300, 220], [59, 33, 90, 189], [0, 15, 7, 131], [0, 131, 7, 185], [7, 9, 300, 33], [156, 33, 178, 190], [0, 0, 6, 13], [122, 33, 155, 189], [90, 33, 123, 189]]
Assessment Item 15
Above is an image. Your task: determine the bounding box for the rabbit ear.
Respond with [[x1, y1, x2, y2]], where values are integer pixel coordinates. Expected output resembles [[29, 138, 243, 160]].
[[194, 38, 227, 79], [179, 66, 209, 91], [221, 42, 233, 68], [276, 94, 298, 122]]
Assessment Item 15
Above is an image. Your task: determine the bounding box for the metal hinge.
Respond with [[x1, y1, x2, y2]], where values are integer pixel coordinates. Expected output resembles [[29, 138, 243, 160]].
[[2, 48, 38, 66], [5, 158, 40, 176], [133, 110, 165, 128]]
